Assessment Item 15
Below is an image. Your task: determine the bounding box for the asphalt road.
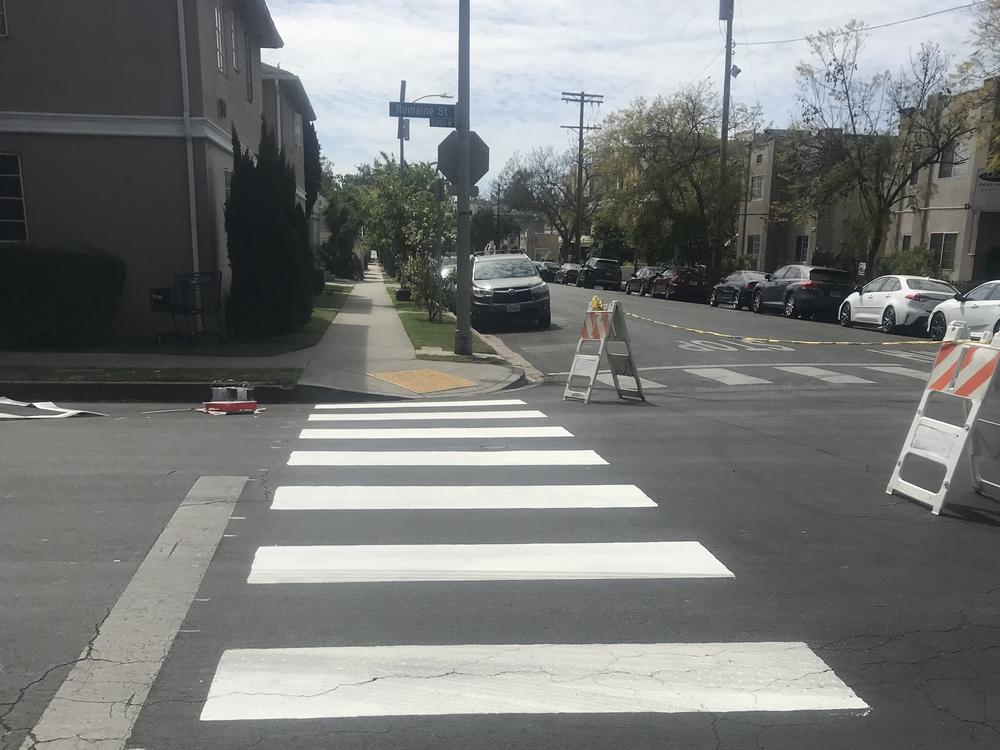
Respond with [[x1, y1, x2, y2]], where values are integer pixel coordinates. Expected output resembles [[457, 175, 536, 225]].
[[3, 290, 1000, 749]]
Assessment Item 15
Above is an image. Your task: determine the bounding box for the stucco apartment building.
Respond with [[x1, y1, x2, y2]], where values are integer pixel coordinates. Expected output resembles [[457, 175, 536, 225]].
[[0, 0, 318, 335]]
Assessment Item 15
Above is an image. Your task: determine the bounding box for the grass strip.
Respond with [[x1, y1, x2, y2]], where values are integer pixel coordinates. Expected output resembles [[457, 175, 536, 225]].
[[388, 291, 495, 355]]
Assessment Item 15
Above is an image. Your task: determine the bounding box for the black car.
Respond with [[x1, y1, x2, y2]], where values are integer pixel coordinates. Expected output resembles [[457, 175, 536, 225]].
[[710, 270, 767, 310], [752, 264, 854, 319], [554, 263, 581, 285], [535, 261, 561, 282], [576, 257, 623, 290], [625, 266, 664, 296]]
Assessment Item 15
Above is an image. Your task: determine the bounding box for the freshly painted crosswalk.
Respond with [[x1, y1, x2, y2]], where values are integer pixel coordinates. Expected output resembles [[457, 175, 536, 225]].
[[246, 541, 735, 584], [866, 365, 931, 380], [271, 484, 658, 510], [195, 396, 868, 734], [776, 366, 875, 384], [684, 367, 773, 385], [201, 642, 867, 721]]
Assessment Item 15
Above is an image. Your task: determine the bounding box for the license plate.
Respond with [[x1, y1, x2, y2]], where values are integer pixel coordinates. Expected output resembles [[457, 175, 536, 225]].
[[689, 280, 698, 286], [506, 304, 521, 312], [830, 291, 842, 298]]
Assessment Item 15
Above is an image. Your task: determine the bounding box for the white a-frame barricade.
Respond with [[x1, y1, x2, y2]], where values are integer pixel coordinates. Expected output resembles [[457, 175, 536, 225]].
[[564, 301, 645, 404], [887, 322, 1000, 515]]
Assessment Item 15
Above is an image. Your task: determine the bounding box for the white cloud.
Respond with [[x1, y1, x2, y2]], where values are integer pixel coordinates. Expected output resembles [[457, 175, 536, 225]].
[[263, 0, 978, 183]]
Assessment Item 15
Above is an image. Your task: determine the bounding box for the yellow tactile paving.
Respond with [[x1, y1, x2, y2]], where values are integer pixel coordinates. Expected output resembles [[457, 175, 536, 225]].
[[369, 369, 477, 394]]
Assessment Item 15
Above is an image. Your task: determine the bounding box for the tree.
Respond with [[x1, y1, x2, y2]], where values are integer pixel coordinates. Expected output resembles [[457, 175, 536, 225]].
[[963, 1, 1000, 171], [320, 174, 366, 279], [784, 22, 977, 279], [471, 207, 521, 254], [303, 121, 322, 217], [226, 123, 314, 338]]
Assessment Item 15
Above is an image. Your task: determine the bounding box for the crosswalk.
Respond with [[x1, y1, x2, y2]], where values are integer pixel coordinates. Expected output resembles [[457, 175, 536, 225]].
[[198, 398, 868, 727]]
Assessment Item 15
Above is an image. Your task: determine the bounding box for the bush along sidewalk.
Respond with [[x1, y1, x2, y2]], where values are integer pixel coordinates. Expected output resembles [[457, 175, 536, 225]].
[[388, 286, 497, 359]]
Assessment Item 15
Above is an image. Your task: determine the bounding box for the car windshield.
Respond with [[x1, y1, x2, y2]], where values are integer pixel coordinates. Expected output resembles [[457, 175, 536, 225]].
[[647, 267, 664, 275], [563, 264, 580, 270], [474, 259, 538, 280], [809, 269, 850, 284], [907, 278, 957, 293], [595, 260, 619, 269], [745, 271, 766, 281]]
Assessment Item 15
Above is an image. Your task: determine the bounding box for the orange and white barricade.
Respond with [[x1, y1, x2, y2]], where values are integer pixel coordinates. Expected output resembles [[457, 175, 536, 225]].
[[564, 301, 645, 404], [887, 321, 1000, 514]]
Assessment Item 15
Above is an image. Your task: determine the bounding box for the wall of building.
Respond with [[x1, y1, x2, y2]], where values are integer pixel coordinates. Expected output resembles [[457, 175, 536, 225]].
[[261, 78, 306, 200]]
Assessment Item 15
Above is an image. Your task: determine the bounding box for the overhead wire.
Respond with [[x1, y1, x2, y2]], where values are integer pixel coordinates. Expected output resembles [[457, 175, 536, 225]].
[[737, 0, 761, 111], [618, 0, 709, 93]]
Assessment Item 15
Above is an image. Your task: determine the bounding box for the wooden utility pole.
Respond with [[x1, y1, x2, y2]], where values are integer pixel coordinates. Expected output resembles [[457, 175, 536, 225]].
[[562, 91, 603, 263], [717, 0, 735, 280]]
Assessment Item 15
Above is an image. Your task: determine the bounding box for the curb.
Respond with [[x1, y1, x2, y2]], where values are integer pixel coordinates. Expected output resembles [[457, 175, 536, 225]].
[[475, 333, 545, 386]]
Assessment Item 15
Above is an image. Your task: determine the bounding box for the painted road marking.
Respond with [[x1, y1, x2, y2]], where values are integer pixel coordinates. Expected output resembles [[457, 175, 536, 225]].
[[314, 399, 526, 410], [247, 541, 734, 584], [288, 450, 607, 467], [596, 374, 666, 390], [20, 476, 247, 750], [200, 642, 867, 720], [308, 410, 545, 422], [866, 365, 930, 380], [298, 426, 572, 440], [870, 349, 937, 363], [776, 366, 875, 384], [271, 484, 658, 510], [684, 368, 773, 386]]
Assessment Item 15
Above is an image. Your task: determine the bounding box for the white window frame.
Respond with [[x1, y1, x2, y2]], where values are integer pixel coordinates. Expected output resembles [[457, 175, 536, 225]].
[[938, 141, 967, 179], [755, 152, 763, 164], [930, 232, 958, 271], [901, 234, 912, 251], [749, 175, 764, 201], [0, 0, 8, 37], [293, 112, 304, 148], [794, 235, 809, 263], [0, 153, 29, 243], [245, 31, 254, 102], [215, 5, 225, 74], [746, 234, 761, 257], [230, 11, 240, 71]]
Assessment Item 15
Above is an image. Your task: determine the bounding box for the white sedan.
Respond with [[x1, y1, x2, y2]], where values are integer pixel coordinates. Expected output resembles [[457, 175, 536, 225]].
[[927, 279, 1000, 340], [839, 275, 958, 334]]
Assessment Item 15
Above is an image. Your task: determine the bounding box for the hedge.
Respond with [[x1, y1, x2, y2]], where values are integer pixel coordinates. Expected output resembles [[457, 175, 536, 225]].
[[0, 243, 127, 348]]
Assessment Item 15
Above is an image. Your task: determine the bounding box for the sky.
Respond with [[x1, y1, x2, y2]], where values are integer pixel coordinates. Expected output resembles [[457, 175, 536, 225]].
[[262, 0, 981, 186]]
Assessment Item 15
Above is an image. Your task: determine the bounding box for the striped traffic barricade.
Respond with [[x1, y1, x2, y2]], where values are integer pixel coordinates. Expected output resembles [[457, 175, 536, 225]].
[[564, 300, 645, 404], [887, 321, 1000, 515]]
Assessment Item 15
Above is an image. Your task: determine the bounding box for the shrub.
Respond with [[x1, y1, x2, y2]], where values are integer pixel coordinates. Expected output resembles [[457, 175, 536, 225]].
[[875, 245, 939, 277], [0, 243, 126, 348], [402, 253, 446, 321], [320, 240, 363, 280]]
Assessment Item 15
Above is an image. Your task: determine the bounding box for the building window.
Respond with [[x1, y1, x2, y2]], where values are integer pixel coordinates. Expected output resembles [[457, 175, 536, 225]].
[[749, 175, 764, 201], [938, 141, 967, 179], [0, 154, 28, 242], [909, 162, 919, 186], [214, 5, 225, 74], [293, 112, 304, 148], [930, 232, 958, 271], [245, 32, 254, 102], [755, 152, 763, 164], [746, 234, 761, 257], [230, 11, 240, 71], [224, 169, 232, 203], [902, 235, 912, 251], [794, 235, 809, 263], [0, 0, 8, 37]]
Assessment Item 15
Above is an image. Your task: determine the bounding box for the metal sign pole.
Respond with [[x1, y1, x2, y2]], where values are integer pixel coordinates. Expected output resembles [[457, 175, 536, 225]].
[[453, 0, 473, 355]]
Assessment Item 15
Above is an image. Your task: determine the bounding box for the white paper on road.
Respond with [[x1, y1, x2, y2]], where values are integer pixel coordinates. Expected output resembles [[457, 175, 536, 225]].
[[0, 397, 107, 420], [776, 366, 875, 385], [308, 410, 546, 422], [271, 484, 658, 510], [683, 368, 773, 386], [247, 541, 733, 584], [298, 426, 572, 440], [200, 642, 868, 720], [314, 399, 526, 409], [288, 450, 607, 467]]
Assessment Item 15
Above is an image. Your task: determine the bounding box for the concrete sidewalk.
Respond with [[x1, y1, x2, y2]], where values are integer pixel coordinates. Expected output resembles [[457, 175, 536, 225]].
[[299, 267, 520, 399]]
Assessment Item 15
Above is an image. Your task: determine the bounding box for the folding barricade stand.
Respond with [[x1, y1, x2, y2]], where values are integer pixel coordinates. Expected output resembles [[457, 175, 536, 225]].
[[564, 301, 645, 404], [887, 321, 1000, 515]]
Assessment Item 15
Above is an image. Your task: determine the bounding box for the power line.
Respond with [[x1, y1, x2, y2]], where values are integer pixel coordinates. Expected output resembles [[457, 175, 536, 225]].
[[561, 91, 604, 263], [737, 1, 986, 47], [619, 0, 709, 92], [686, 47, 725, 87], [737, 0, 761, 110], [599, 0, 690, 78]]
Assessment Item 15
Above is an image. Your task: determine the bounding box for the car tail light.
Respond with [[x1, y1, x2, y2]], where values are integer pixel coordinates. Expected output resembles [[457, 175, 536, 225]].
[[800, 280, 818, 289], [906, 293, 930, 302], [746, 281, 758, 289]]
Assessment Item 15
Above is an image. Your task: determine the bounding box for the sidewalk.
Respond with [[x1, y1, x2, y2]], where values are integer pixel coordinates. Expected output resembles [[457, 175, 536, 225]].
[[299, 267, 521, 399], [0, 266, 523, 401]]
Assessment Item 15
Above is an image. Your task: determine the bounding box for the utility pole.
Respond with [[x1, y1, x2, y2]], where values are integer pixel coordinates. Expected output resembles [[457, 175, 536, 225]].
[[717, 0, 735, 280], [397, 80, 407, 180], [562, 91, 603, 263], [453, 0, 473, 355]]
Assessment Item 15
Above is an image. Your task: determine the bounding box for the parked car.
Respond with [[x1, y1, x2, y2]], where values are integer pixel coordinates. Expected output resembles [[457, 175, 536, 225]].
[[471, 253, 550, 329], [576, 257, 623, 290], [709, 270, 767, 310], [554, 263, 581, 285], [625, 266, 665, 296], [926, 279, 1000, 340], [650, 267, 709, 302], [752, 265, 854, 319], [839, 275, 958, 334], [535, 261, 561, 282]]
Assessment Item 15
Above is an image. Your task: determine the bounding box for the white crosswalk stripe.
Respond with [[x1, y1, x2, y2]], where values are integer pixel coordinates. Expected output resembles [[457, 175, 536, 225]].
[[198, 397, 868, 728], [684, 367, 773, 385], [776, 366, 875, 384], [866, 365, 931, 380]]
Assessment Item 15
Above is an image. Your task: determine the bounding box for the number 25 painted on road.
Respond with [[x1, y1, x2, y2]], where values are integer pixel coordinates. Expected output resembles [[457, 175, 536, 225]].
[[678, 339, 795, 353]]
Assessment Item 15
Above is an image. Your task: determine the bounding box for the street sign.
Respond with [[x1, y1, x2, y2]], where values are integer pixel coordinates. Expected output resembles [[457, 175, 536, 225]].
[[397, 118, 410, 141], [437, 130, 489, 186], [389, 102, 456, 120], [430, 116, 455, 128]]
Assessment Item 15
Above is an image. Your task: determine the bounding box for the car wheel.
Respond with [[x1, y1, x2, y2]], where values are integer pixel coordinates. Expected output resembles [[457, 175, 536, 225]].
[[881, 306, 896, 334], [732, 294, 742, 310], [929, 312, 947, 341], [709, 290, 718, 307], [752, 290, 764, 313], [625, 284, 632, 295], [783, 294, 799, 318], [994, 319, 1000, 336], [839, 302, 853, 327]]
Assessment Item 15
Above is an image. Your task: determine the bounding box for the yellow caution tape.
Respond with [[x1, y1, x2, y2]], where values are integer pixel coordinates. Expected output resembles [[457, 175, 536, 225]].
[[624, 312, 939, 346]]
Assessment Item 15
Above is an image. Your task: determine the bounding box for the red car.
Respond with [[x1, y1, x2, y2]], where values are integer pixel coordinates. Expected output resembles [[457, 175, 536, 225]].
[[650, 268, 709, 302]]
